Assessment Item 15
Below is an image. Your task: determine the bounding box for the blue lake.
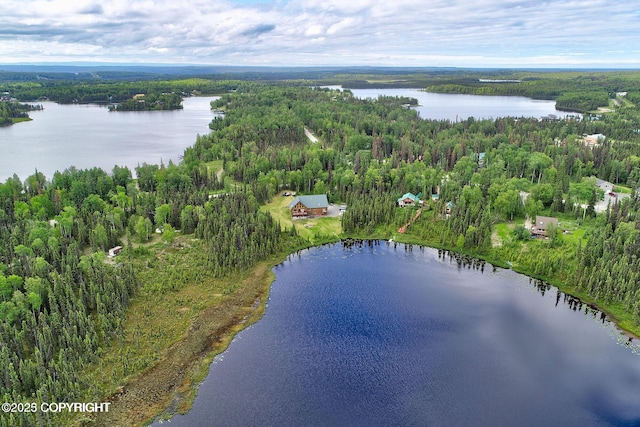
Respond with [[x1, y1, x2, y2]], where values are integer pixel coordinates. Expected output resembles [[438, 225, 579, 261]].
[[160, 242, 640, 427]]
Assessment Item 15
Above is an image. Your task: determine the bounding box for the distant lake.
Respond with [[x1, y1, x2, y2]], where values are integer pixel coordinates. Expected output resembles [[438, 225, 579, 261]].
[[1, 89, 573, 182], [0, 96, 220, 181], [346, 87, 576, 121], [161, 242, 640, 427]]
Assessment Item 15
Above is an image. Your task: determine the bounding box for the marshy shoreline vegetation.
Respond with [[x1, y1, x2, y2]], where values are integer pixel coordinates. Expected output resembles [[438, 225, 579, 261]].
[[2, 68, 640, 426]]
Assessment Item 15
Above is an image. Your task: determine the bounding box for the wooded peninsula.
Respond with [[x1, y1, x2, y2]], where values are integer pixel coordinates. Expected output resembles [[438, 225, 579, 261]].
[[1, 68, 640, 426]]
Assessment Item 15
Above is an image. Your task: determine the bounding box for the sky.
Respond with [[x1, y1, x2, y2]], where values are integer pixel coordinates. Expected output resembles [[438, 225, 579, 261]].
[[0, 0, 639, 68]]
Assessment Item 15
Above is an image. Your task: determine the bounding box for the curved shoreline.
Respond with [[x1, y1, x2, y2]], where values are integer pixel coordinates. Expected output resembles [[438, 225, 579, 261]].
[[86, 238, 638, 426], [87, 260, 279, 427]]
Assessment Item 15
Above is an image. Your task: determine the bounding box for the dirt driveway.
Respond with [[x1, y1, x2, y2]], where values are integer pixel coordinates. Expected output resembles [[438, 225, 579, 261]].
[[326, 204, 341, 217]]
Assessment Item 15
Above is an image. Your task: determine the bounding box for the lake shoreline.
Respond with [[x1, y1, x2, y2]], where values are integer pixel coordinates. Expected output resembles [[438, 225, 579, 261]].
[[87, 257, 281, 426], [146, 239, 640, 426], [385, 233, 640, 341], [85, 235, 638, 426], [0, 96, 221, 181]]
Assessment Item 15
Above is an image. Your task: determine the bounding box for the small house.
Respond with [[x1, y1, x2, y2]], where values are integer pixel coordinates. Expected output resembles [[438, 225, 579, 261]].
[[445, 201, 454, 215], [583, 133, 605, 148], [289, 195, 329, 218], [108, 246, 123, 257], [397, 192, 421, 207], [531, 216, 558, 238]]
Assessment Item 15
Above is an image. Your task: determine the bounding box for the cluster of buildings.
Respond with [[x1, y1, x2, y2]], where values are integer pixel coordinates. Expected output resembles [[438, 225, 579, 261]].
[[1, 92, 16, 102], [285, 192, 560, 241], [397, 192, 422, 207]]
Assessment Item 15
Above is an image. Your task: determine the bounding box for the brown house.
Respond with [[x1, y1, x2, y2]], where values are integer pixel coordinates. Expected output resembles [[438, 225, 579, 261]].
[[531, 216, 558, 238], [289, 195, 329, 218]]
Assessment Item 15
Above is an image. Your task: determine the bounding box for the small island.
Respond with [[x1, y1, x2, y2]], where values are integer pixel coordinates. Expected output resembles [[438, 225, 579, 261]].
[[108, 92, 184, 111]]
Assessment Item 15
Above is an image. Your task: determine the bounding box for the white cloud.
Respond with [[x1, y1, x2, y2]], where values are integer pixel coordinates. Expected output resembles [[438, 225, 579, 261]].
[[326, 17, 359, 35], [0, 0, 638, 67], [305, 24, 324, 37]]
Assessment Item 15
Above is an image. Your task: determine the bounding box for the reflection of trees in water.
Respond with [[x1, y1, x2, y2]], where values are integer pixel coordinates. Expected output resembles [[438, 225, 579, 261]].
[[338, 239, 490, 272], [550, 280, 638, 348], [437, 248, 487, 273], [338, 240, 636, 347], [529, 276, 608, 321]]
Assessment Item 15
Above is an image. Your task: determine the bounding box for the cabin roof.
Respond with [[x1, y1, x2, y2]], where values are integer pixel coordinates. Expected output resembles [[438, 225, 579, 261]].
[[534, 216, 558, 229], [398, 192, 421, 203], [289, 194, 329, 209]]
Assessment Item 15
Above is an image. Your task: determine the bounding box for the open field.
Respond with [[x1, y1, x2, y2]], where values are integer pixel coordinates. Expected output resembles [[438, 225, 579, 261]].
[[10, 117, 32, 124]]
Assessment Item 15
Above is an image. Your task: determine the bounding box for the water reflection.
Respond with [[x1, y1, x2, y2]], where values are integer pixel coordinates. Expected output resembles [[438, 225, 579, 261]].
[[341, 240, 634, 345], [160, 241, 640, 427]]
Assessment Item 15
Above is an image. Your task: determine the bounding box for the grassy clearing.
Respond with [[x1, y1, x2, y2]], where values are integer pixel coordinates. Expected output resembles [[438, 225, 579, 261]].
[[77, 239, 225, 401], [261, 195, 342, 244], [77, 236, 284, 427], [561, 228, 585, 245], [497, 222, 518, 238], [365, 79, 409, 84], [205, 159, 223, 175], [554, 214, 591, 245], [217, 161, 244, 192]]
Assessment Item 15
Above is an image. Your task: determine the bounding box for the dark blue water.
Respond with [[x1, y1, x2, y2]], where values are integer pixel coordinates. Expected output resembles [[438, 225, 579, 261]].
[[159, 242, 640, 427]]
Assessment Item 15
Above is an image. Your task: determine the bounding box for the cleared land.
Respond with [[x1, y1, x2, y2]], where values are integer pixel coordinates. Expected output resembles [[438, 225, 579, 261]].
[[261, 194, 342, 244]]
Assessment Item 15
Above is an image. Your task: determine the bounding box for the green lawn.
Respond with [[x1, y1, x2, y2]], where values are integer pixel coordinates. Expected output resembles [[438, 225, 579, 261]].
[[491, 214, 589, 247], [612, 184, 633, 194], [495, 222, 516, 240], [261, 195, 342, 244]]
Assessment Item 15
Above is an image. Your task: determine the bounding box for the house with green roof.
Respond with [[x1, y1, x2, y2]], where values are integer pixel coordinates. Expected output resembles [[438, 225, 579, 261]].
[[397, 192, 421, 207], [289, 194, 329, 218]]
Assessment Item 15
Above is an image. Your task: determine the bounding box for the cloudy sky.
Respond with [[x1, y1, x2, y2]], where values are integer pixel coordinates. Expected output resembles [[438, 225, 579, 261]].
[[0, 0, 639, 68]]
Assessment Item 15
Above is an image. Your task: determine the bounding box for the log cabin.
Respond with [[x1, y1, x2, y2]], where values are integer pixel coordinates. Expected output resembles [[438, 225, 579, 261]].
[[289, 195, 329, 218]]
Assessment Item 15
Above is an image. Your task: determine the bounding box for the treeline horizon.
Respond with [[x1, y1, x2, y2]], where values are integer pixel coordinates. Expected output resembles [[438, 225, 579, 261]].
[[3, 67, 640, 112]]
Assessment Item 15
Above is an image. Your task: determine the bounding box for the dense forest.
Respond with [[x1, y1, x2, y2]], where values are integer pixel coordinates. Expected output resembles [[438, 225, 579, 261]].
[[0, 161, 297, 426], [4, 68, 640, 112], [1, 69, 640, 425]]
